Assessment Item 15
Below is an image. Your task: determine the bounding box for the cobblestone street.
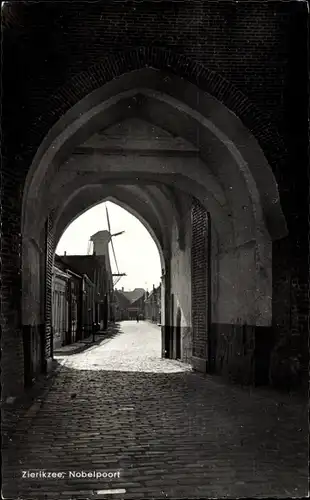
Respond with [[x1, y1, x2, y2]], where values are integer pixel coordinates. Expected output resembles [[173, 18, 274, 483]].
[[3, 321, 308, 499]]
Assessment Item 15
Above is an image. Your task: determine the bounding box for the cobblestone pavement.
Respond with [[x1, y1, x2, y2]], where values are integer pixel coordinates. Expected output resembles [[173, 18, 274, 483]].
[[3, 321, 308, 499]]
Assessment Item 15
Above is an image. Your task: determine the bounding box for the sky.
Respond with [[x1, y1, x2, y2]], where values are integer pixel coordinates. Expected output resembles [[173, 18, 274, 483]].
[[56, 201, 162, 292]]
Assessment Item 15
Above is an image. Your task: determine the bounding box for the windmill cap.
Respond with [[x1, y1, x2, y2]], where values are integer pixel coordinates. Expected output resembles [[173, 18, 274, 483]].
[[90, 230, 111, 241]]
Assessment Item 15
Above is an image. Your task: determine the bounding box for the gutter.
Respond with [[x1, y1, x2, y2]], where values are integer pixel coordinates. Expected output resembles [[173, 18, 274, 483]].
[[66, 268, 82, 279]]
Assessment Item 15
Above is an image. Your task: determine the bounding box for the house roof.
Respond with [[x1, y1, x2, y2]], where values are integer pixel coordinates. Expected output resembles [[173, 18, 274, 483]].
[[57, 254, 106, 282], [120, 288, 145, 304], [113, 290, 131, 308], [54, 255, 83, 278], [130, 295, 145, 307]]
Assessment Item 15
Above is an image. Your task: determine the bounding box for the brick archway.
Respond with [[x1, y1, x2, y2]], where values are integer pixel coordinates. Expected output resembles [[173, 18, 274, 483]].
[[1, 1, 307, 404], [17, 46, 286, 172], [54, 189, 168, 274], [19, 65, 287, 387], [2, 45, 290, 397], [22, 69, 287, 243]]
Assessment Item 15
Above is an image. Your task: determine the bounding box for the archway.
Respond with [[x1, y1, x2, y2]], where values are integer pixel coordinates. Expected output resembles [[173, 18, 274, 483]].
[[21, 68, 287, 386], [54, 188, 168, 274], [53, 199, 163, 351]]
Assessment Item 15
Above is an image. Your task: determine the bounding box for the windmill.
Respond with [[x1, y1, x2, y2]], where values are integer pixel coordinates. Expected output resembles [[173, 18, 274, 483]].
[[105, 204, 127, 287], [87, 204, 126, 287]]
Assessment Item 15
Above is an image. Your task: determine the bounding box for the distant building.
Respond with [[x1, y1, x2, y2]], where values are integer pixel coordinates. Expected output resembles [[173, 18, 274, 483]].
[[114, 287, 146, 320], [128, 294, 145, 320], [113, 290, 131, 321], [144, 284, 161, 324]]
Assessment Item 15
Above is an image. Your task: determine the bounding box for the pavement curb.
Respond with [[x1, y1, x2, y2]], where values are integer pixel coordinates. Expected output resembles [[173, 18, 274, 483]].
[[54, 326, 122, 356], [54, 338, 106, 356]]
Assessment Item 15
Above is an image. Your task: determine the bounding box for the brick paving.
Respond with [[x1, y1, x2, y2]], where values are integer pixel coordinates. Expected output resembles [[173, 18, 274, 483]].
[[2, 321, 308, 499], [1, 359, 63, 447]]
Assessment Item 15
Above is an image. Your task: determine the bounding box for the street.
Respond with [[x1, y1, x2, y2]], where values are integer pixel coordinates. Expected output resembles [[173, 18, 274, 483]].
[[3, 321, 308, 499]]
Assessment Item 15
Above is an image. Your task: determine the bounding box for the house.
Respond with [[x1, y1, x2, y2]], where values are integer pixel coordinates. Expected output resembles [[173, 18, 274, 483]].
[[52, 255, 96, 350], [127, 294, 146, 320], [113, 289, 131, 321], [114, 287, 146, 320], [144, 284, 161, 324], [60, 253, 112, 331], [52, 263, 70, 350]]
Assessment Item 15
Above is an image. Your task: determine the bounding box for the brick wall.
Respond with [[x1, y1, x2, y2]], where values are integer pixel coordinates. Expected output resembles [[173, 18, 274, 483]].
[[1, 154, 25, 397], [191, 199, 209, 360], [2, 1, 297, 139], [3, 2, 306, 243]]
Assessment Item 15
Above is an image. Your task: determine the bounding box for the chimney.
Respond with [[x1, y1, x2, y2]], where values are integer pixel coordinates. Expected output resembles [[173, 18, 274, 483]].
[[122, 287, 124, 292], [64, 251, 66, 256]]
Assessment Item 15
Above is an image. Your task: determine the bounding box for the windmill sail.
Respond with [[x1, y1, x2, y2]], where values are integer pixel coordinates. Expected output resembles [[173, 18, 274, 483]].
[[105, 203, 126, 287], [105, 205, 112, 234], [106, 205, 119, 275]]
